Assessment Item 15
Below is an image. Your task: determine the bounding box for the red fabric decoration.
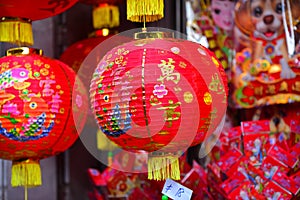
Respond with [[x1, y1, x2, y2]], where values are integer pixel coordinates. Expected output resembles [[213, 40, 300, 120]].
[[0, 0, 78, 45], [0, 0, 78, 21], [0, 47, 87, 187], [79, 0, 123, 5], [90, 37, 228, 180], [60, 32, 111, 78]]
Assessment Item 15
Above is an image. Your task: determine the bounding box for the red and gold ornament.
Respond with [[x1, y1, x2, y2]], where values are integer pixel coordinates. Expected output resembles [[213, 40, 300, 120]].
[[0, 47, 87, 187], [90, 34, 228, 181], [0, 0, 78, 45]]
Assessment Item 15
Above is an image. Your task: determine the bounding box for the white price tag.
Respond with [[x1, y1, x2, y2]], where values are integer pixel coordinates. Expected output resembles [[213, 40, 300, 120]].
[[162, 178, 193, 200]]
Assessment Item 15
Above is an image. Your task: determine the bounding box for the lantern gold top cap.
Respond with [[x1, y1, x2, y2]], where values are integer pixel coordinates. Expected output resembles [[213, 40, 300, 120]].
[[134, 28, 174, 39], [6, 47, 43, 56], [1, 17, 31, 23]]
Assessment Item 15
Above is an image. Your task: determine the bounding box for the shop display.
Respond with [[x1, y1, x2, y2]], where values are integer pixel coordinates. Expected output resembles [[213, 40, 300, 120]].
[[1, 0, 300, 199]]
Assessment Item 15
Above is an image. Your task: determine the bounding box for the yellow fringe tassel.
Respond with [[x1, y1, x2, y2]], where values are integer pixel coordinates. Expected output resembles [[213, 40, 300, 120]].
[[93, 4, 120, 29], [0, 18, 33, 46], [148, 154, 180, 181], [127, 0, 164, 22], [11, 159, 42, 187]]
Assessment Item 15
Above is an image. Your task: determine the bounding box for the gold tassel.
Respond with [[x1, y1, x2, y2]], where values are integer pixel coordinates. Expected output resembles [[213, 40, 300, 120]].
[[0, 17, 33, 46], [148, 152, 180, 181], [127, 0, 164, 22], [93, 4, 120, 29], [11, 159, 42, 187]]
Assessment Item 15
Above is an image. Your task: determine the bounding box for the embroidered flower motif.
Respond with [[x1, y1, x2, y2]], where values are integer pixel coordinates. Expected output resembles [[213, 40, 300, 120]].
[[76, 94, 83, 107], [2, 102, 20, 115], [153, 84, 168, 98], [171, 47, 180, 54]]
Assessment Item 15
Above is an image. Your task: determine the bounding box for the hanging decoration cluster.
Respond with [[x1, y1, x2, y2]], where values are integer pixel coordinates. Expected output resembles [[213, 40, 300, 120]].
[[0, 47, 87, 187]]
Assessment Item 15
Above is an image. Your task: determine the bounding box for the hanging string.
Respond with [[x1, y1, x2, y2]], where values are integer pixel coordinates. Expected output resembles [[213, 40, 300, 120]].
[[143, 1, 146, 30], [24, 185, 28, 200]]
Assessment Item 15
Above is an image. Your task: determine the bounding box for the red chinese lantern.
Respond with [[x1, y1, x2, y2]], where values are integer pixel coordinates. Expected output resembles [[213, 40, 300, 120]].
[[0, 0, 78, 45], [90, 35, 228, 180], [60, 30, 112, 77], [0, 47, 87, 188]]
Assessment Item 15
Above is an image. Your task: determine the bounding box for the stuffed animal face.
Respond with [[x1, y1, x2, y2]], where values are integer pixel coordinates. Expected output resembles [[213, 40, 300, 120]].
[[250, 0, 285, 41]]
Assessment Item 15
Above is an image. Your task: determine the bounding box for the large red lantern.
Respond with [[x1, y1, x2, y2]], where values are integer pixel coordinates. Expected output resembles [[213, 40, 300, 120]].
[[90, 34, 228, 180], [0, 47, 87, 187], [0, 0, 78, 45]]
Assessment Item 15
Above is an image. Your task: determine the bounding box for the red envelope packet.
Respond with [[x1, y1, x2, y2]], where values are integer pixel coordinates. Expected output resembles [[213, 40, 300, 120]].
[[226, 156, 249, 177], [207, 163, 223, 184], [216, 147, 243, 173], [207, 178, 227, 199], [91, 188, 105, 200], [227, 181, 264, 200], [273, 171, 300, 195], [261, 156, 290, 179], [181, 161, 207, 190], [290, 170, 300, 189], [107, 171, 135, 196], [219, 171, 246, 195], [241, 120, 270, 134], [243, 133, 269, 166], [268, 144, 299, 169], [193, 161, 207, 186], [101, 167, 119, 184], [220, 126, 242, 152], [290, 141, 300, 159], [232, 163, 267, 194], [192, 187, 214, 200], [142, 179, 164, 200], [127, 188, 152, 200], [179, 152, 192, 177], [181, 169, 202, 191], [227, 126, 242, 149], [290, 119, 300, 146], [113, 151, 136, 172], [87, 168, 107, 186], [263, 181, 293, 200]]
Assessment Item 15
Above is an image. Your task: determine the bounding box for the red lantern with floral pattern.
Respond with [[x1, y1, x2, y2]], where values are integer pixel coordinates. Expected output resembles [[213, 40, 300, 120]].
[[90, 35, 228, 181], [0, 0, 78, 45], [0, 47, 87, 187]]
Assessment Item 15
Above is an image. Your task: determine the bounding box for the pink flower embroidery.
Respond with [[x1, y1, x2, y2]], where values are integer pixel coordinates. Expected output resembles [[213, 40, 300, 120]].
[[2, 102, 20, 115], [153, 84, 168, 98], [76, 94, 83, 107]]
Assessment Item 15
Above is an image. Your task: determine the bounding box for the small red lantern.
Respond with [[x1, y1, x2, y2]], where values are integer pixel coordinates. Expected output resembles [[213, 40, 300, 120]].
[[0, 47, 87, 187], [90, 33, 228, 180], [60, 30, 112, 77], [0, 0, 78, 45]]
